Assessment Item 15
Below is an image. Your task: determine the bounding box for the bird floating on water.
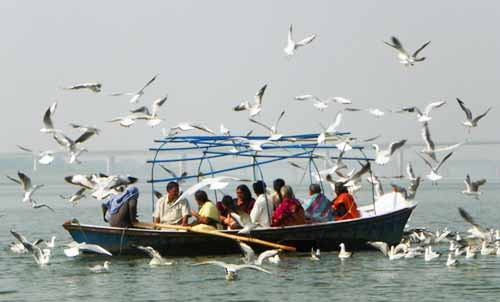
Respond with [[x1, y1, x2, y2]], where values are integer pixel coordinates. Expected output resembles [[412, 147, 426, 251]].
[[193, 260, 271, 281], [89, 261, 111, 273], [136, 246, 172, 266]]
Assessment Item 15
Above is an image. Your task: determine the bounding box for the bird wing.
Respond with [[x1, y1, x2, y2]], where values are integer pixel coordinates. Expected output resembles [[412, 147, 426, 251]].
[[367, 241, 389, 256], [130, 106, 151, 116], [17, 145, 34, 153], [326, 111, 343, 134], [74, 130, 96, 145], [421, 123, 436, 160], [52, 134, 72, 149], [151, 95, 168, 117], [18, 172, 33, 191], [287, 24, 294, 45], [78, 243, 112, 256], [464, 174, 472, 191], [296, 34, 316, 46], [159, 164, 177, 178], [415, 152, 435, 170], [294, 94, 316, 101], [153, 190, 163, 199], [471, 178, 486, 191], [435, 152, 453, 172], [412, 40, 431, 58], [472, 107, 492, 124], [274, 110, 285, 130], [137, 245, 158, 258], [456, 98, 472, 120], [192, 260, 228, 269], [233, 101, 249, 111], [6, 175, 21, 185], [257, 249, 280, 264], [254, 84, 267, 106], [424, 101, 446, 116], [192, 124, 216, 135], [237, 241, 256, 263], [350, 161, 371, 181], [406, 162, 416, 180], [388, 139, 407, 156], [458, 207, 485, 231], [139, 74, 158, 92], [384, 36, 407, 53], [433, 142, 464, 152], [42, 106, 55, 129], [249, 118, 272, 132]]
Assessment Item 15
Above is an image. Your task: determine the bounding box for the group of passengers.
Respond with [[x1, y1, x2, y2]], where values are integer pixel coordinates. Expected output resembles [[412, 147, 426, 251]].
[[102, 179, 360, 230]]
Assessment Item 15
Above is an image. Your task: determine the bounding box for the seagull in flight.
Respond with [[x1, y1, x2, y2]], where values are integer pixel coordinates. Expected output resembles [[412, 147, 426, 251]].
[[249, 110, 285, 141], [136, 246, 172, 266], [456, 98, 492, 131], [63, 82, 102, 93], [420, 122, 463, 161], [130, 95, 168, 127], [398, 101, 446, 123], [193, 260, 271, 281], [69, 123, 101, 135], [237, 242, 280, 265], [317, 111, 343, 144], [30, 199, 55, 212], [462, 174, 486, 199], [372, 139, 407, 165], [170, 122, 215, 135], [416, 151, 453, 184], [6, 171, 44, 203], [284, 24, 316, 57], [384, 36, 431, 66], [233, 84, 267, 117], [63, 242, 112, 257], [158, 164, 187, 183], [10, 230, 51, 265], [40, 102, 61, 134], [17, 145, 55, 165], [52, 131, 96, 164], [110, 74, 158, 103], [295, 95, 351, 111], [59, 187, 88, 206]]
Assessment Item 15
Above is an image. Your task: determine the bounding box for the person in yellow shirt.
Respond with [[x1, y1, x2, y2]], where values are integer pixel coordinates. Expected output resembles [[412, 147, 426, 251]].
[[191, 190, 221, 231]]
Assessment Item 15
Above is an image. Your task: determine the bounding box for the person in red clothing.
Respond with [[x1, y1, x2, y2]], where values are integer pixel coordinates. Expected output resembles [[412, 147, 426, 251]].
[[234, 184, 255, 214], [271, 185, 306, 227], [332, 182, 360, 221]]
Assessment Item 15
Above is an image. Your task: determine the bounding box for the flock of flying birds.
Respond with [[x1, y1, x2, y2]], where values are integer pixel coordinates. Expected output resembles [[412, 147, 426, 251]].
[[4, 25, 497, 279]]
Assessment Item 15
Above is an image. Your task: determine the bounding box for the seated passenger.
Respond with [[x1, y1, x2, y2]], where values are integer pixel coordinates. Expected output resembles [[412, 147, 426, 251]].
[[219, 195, 251, 230], [303, 183, 333, 223], [250, 181, 273, 227], [190, 190, 221, 231], [102, 186, 139, 227], [271, 185, 306, 227], [153, 181, 191, 226], [332, 182, 360, 221], [270, 178, 285, 209], [234, 184, 255, 214]]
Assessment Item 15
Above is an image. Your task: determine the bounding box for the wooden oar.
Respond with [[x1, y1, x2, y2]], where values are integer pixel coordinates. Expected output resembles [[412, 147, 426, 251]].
[[133, 221, 296, 252]]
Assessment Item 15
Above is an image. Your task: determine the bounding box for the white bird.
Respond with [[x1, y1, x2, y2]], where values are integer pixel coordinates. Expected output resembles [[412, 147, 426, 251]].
[[310, 248, 320, 261], [406, 162, 417, 182], [10, 230, 51, 265], [317, 111, 343, 144], [130, 95, 168, 127], [59, 187, 88, 206], [367, 241, 389, 256], [268, 254, 281, 264], [424, 246, 440, 261], [372, 139, 407, 165], [384, 36, 431, 66], [420, 122, 463, 161], [52, 131, 95, 164], [63, 242, 112, 257], [399, 101, 446, 123], [44, 236, 56, 248], [446, 253, 459, 267], [465, 246, 477, 259], [295, 95, 351, 111], [366, 175, 384, 200], [90, 174, 138, 200], [417, 152, 453, 184], [63, 82, 102, 93], [237, 242, 280, 265], [220, 124, 231, 136], [158, 164, 188, 183], [338, 243, 352, 259], [6, 171, 44, 203], [284, 24, 316, 57], [231, 213, 258, 234], [345, 107, 385, 118], [136, 246, 172, 266], [40, 102, 61, 134], [230, 137, 274, 152], [107, 114, 143, 127], [193, 260, 271, 281], [233, 84, 267, 117], [480, 241, 495, 255], [249, 110, 285, 141], [30, 199, 55, 212], [17, 145, 55, 165], [89, 261, 111, 273], [462, 174, 486, 199], [110, 74, 157, 103], [456, 98, 492, 130], [388, 245, 405, 260], [170, 122, 216, 135]]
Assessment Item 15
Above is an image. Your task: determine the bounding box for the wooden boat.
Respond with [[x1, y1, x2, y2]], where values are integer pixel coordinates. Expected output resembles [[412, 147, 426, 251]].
[[62, 134, 417, 256], [63, 202, 416, 256]]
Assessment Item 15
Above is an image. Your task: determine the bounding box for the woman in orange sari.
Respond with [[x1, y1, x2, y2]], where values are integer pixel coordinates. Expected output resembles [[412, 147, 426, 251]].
[[332, 182, 360, 221]]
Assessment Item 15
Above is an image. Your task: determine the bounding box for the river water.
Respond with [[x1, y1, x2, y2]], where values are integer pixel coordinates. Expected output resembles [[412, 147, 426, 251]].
[[1, 174, 500, 301]]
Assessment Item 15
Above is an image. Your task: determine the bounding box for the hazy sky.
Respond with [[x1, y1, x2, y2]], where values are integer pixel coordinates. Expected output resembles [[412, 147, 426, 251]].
[[2, 1, 499, 160]]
